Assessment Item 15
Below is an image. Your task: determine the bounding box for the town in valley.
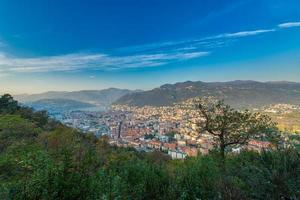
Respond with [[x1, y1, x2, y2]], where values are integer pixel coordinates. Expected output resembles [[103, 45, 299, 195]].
[[42, 100, 300, 159]]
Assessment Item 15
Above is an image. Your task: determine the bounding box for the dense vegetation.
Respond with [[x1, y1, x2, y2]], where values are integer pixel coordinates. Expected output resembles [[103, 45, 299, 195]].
[[0, 94, 299, 200]]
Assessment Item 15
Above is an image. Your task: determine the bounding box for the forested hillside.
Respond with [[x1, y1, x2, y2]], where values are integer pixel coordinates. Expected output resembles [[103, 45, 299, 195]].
[[0, 94, 299, 200], [115, 81, 300, 108]]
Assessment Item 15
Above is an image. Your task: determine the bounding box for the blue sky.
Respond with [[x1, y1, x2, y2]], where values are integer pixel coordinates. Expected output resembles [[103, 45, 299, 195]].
[[0, 0, 300, 94]]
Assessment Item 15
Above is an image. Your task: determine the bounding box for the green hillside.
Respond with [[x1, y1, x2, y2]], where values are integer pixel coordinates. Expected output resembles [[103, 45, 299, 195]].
[[0, 94, 299, 200], [115, 81, 300, 108]]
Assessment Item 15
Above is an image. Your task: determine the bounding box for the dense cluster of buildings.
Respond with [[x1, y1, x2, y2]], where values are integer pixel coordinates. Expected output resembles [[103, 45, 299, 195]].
[[259, 103, 300, 114], [108, 102, 213, 159], [55, 100, 274, 159]]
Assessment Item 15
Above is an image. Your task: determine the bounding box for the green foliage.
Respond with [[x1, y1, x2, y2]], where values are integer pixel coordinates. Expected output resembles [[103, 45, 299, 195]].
[[0, 115, 40, 152], [144, 133, 155, 140], [165, 131, 177, 142], [168, 156, 221, 199], [0, 94, 300, 199], [226, 150, 300, 199], [196, 98, 277, 146], [194, 97, 278, 170], [0, 94, 20, 114]]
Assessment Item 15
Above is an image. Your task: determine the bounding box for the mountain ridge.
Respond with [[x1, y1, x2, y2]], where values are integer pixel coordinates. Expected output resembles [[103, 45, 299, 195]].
[[12, 80, 300, 109], [15, 88, 137, 107], [115, 80, 300, 108]]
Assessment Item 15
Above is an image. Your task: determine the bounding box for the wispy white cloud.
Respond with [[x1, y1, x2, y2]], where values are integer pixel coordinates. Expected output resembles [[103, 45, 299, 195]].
[[116, 28, 277, 55], [0, 51, 210, 74], [124, 20, 300, 54], [222, 29, 276, 38], [0, 69, 10, 77], [205, 29, 275, 40], [0, 73, 9, 78], [1, 20, 299, 75], [278, 22, 300, 28], [119, 22, 298, 54]]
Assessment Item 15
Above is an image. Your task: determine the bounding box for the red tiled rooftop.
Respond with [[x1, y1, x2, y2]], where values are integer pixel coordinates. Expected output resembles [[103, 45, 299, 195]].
[[248, 140, 272, 148]]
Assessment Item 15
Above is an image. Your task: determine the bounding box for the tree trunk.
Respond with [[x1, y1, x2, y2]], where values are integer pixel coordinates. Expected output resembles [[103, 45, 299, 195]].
[[219, 135, 226, 172]]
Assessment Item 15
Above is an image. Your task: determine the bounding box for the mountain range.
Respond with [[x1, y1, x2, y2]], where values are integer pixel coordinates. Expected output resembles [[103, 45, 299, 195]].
[[14, 81, 300, 110], [115, 80, 300, 108], [16, 88, 135, 107]]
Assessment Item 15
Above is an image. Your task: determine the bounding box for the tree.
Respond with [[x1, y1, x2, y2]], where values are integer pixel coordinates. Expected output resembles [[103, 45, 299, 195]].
[[0, 94, 20, 114], [194, 98, 276, 168], [165, 131, 177, 141]]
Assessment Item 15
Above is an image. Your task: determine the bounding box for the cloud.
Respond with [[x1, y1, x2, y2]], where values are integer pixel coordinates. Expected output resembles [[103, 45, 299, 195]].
[[0, 69, 10, 77], [0, 51, 210, 73], [0, 73, 9, 77], [2, 20, 299, 75], [221, 29, 276, 38], [116, 28, 277, 56], [205, 29, 275, 40], [278, 22, 300, 28]]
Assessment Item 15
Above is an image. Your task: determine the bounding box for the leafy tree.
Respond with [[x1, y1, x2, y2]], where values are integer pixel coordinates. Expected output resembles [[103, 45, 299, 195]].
[[168, 156, 220, 199], [0, 94, 20, 114], [144, 133, 155, 140], [194, 98, 276, 168], [165, 131, 177, 141]]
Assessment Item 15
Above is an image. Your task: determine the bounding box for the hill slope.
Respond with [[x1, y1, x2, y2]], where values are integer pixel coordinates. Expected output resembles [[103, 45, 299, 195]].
[[16, 88, 134, 107], [115, 81, 300, 108]]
